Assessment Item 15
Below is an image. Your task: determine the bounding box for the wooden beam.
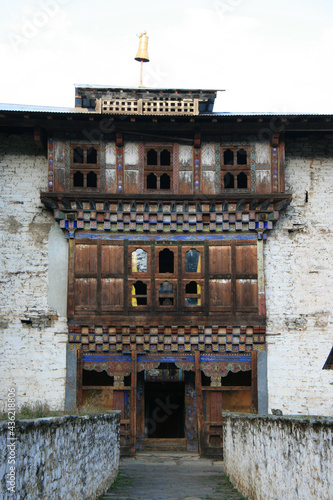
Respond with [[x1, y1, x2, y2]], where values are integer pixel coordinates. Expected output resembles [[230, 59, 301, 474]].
[[195, 350, 204, 455], [130, 349, 137, 455], [251, 350, 258, 413], [77, 349, 83, 408]]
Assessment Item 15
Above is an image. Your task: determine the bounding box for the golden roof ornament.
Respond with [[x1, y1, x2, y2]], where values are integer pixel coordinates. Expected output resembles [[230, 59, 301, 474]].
[[135, 31, 149, 87]]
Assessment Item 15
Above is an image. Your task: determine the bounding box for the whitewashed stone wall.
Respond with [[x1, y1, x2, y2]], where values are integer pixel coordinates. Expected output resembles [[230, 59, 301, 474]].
[[0, 413, 120, 500], [0, 133, 68, 411], [264, 137, 333, 415], [223, 413, 333, 500]]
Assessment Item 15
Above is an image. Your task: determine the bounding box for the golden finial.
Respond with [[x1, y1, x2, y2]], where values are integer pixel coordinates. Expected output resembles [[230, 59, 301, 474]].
[[135, 31, 149, 87]]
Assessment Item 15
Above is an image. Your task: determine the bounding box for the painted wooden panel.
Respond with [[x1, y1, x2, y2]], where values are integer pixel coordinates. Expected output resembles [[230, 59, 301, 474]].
[[75, 244, 97, 274], [101, 245, 124, 275], [178, 171, 193, 194], [105, 168, 117, 193], [82, 389, 113, 410], [101, 278, 124, 309], [75, 278, 97, 308], [222, 390, 252, 412], [54, 167, 66, 192], [255, 170, 271, 194], [235, 245, 257, 275], [209, 391, 223, 422], [201, 171, 217, 194], [209, 279, 232, 310], [125, 170, 139, 193], [209, 246, 231, 275], [236, 279, 258, 308]]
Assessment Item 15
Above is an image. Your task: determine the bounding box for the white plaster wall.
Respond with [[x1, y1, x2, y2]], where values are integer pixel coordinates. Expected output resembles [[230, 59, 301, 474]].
[[264, 137, 333, 415], [223, 414, 333, 500], [0, 413, 120, 499], [0, 133, 67, 411]]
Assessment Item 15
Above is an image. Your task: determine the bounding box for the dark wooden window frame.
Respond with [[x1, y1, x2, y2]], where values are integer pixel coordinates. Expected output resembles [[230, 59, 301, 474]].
[[70, 144, 101, 191], [69, 240, 258, 318], [221, 146, 251, 191], [144, 146, 174, 193]]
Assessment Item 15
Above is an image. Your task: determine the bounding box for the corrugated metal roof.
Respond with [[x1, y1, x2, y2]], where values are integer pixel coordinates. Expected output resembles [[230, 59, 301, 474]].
[[75, 84, 223, 92], [0, 102, 332, 118], [0, 103, 91, 113]]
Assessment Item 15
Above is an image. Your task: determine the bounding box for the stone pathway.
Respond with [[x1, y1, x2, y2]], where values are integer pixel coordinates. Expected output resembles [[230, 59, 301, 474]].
[[101, 452, 246, 500]]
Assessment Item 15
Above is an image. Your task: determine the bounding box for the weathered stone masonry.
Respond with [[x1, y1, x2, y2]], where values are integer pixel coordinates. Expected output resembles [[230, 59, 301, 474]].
[[0, 412, 120, 500], [223, 413, 333, 500], [0, 133, 68, 410], [265, 137, 333, 415]]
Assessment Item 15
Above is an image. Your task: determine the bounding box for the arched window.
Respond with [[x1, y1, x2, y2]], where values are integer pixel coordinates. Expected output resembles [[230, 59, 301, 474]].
[[160, 173, 171, 190], [73, 147, 84, 164], [159, 281, 174, 306], [223, 149, 234, 165], [131, 281, 147, 306], [185, 281, 201, 306], [185, 249, 201, 273], [87, 171, 97, 188], [147, 149, 158, 165], [159, 249, 174, 273], [147, 173, 157, 189], [237, 172, 248, 189], [224, 172, 234, 189], [87, 147, 97, 164], [160, 149, 171, 166], [131, 248, 147, 273], [73, 171, 84, 187], [237, 148, 247, 165]]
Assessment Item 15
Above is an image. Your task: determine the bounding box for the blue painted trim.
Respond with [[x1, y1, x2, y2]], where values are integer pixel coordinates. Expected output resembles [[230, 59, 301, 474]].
[[70, 233, 257, 241], [83, 354, 132, 362]]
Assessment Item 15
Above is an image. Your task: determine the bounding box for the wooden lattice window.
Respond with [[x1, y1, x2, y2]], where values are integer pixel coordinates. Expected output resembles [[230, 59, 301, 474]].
[[221, 146, 250, 190], [70, 144, 100, 190], [144, 146, 173, 192]]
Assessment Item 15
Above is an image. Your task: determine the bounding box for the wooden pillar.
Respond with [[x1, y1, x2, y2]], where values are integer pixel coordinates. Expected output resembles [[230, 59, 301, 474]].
[[67, 238, 75, 316], [257, 239, 266, 317], [251, 350, 258, 413], [76, 348, 83, 408], [130, 349, 137, 455], [195, 350, 204, 455]]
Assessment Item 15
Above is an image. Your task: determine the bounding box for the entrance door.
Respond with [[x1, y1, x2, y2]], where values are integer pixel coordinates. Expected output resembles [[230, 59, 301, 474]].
[[144, 382, 185, 439]]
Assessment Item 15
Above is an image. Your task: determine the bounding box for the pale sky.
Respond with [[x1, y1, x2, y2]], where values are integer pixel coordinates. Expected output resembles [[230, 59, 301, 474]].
[[1, 0, 333, 113]]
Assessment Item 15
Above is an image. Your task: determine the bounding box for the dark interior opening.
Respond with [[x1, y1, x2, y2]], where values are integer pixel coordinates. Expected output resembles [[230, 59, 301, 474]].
[[82, 369, 114, 386], [159, 249, 174, 273], [87, 171, 97, 188], [73, 170, 84, 187], [160, 149, 171, 166], [237, 171, 248, 189], [224, 172, 234, 189], [222, 370, 252, 386], [87, 147, 97, 163], [201, 372, 211, 386], [160, 173, 171, 189], [133, 280, 147, 305], [147, 149, 158, 165], [145, 381, 185, 438], [186, 281, 198, 293], [237, 148, 247, 165], [224, 149, 234, 165], [147, 172, 157, 189], [73, 147, 84, 163]]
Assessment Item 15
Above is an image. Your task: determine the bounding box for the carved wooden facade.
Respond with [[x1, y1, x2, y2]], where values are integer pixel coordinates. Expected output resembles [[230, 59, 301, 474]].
[[41, 86, 291, 455]]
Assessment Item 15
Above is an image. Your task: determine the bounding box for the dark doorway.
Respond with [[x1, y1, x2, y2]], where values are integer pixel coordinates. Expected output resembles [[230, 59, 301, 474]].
[[145, 382, 185, 438]]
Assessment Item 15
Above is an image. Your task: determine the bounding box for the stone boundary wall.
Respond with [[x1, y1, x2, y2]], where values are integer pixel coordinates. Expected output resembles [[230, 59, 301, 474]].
[[223, 413, 333, 500], [0, 412, 120, 500]]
